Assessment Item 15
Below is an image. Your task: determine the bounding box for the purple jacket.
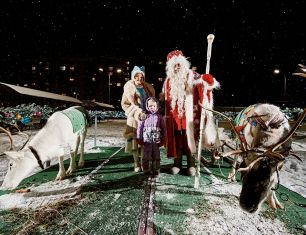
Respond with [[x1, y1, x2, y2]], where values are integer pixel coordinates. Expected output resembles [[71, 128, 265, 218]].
[[137, 97, 166, 144]]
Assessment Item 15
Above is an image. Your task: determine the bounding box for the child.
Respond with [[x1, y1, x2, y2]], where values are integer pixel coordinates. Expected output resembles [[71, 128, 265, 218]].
[[137, 97, 166, 177]]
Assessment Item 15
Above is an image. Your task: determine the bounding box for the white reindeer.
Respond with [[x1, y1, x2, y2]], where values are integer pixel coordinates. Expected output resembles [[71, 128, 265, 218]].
[[1, 106, 90, 190]]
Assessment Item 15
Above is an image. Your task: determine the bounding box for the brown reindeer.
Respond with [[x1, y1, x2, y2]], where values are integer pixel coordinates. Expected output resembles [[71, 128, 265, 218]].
[[204, 66, 306, 212], [207, 105, 305, 213], [238, 108, 305, 212]]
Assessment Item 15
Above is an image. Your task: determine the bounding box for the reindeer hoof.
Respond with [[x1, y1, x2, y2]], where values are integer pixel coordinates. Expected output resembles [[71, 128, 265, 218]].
[[227, 173, 236, 182], [78, 161, 85, 168], [227, 178, 236, 182], [213, 155, 220, 160], [66, 167, 75, 175], [55, 175, 66, 181], [276, 202, 284, 209]]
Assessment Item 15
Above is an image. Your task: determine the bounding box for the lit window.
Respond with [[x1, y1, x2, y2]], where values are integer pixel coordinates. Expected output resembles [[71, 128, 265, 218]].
[[60, 65, 66, 71]]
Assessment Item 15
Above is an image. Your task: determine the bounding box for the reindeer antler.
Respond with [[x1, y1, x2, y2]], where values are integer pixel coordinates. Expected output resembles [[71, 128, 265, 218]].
[[263, 66, 306, 161], [292, 64, 306, 78], [269, 108, 306, 153]]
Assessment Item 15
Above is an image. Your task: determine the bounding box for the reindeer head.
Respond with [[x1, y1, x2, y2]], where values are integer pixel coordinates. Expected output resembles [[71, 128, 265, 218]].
[[238, 107, 306, 213], [1, 149, 38, 190], [238, 151, 285, 213]]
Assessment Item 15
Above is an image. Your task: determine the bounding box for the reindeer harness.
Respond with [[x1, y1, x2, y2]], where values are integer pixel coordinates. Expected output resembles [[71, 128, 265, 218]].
[[234, 104, 268, 149]]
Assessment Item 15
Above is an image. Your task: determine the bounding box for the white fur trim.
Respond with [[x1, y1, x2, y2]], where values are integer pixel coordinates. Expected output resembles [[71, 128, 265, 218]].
[[131, 70, 145, 81], [166, 55, 190, 79], [125, 104, 142, 127], [185, 92, 196, 153], [193, 77, 221, 90], [185, 71, 196, 153], [123, 80, 137, 105]]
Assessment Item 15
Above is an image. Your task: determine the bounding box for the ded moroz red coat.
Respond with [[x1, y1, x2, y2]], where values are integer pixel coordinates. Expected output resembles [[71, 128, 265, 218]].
[[163, 70, 220, 158]]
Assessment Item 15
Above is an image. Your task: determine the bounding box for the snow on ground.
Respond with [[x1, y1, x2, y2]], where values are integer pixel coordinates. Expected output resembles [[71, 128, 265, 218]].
[[187, 177, 292, 235], [0, 119, 305, 234]]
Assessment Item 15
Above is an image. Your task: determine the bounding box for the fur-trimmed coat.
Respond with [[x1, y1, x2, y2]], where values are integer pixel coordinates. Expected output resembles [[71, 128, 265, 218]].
[[121, 80, 155, 150], [162, 70, 220, 157]]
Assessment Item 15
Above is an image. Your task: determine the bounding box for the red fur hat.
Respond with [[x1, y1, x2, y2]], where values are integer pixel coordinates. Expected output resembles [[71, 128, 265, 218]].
[[167, 50, 184, 61]]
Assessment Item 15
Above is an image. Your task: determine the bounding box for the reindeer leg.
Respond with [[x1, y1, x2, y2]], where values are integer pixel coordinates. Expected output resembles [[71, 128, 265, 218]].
[[272, 191, 284, 209], [266, 190, 283, 209], [212, 148, 220, 160], [228, 155, 238, 182], [67, 134, 81, 173], [266, 191, 277, 209], [55, 155, 66, 180], [78, 129, 86, 168], [66, 151, 76, 175]]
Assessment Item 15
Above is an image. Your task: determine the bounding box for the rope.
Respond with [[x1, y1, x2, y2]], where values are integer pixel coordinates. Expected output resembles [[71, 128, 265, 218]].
[[278, 192, 306, 208], [86, 146, 124, 179]]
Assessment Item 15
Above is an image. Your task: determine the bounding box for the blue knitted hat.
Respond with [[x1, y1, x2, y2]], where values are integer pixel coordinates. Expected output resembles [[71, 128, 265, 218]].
[[131, 66, 145, 80]]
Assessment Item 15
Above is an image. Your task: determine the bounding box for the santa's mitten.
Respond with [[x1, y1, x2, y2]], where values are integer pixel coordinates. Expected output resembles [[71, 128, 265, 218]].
[[201, 74, 214, 85]]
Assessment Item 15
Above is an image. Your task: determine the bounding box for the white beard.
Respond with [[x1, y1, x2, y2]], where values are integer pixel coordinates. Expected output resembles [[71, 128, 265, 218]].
[[166, 55, 191, 118], [169, 70, 189, 117]]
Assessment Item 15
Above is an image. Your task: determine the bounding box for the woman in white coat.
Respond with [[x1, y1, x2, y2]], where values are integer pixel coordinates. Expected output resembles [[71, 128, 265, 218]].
[[121, 66, 155, 172]]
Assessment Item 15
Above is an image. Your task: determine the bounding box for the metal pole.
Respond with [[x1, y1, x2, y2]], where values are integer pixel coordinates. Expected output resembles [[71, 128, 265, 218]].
[[94, 112, 97, 147], [108, 73, 111, 104], [284, 74, 287, 103], [194, 34, 215, 189]]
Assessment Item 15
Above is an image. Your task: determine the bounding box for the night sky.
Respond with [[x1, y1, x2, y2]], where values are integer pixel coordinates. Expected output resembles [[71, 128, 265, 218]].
[[1, 0, 305, 107]]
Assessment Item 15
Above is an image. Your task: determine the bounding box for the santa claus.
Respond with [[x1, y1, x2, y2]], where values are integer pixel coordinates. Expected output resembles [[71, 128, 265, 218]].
[[161, 50, 220, 176]]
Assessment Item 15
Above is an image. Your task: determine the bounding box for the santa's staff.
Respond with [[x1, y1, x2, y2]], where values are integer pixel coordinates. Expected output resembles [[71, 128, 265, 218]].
[[194, 34, 215, 188]]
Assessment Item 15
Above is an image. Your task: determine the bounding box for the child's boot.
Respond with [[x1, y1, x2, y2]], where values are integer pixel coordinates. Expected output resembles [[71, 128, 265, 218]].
[[152, 160, 160, 178]]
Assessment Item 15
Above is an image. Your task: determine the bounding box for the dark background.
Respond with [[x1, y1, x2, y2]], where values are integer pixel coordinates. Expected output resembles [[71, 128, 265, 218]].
[[1, 0, 305, 108]]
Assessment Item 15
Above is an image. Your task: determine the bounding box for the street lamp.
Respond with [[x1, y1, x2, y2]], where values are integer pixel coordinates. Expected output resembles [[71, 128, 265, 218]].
[[73, 91, 79, 99], [108, 71, 113, 104], [273, 69, 287, 103]]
